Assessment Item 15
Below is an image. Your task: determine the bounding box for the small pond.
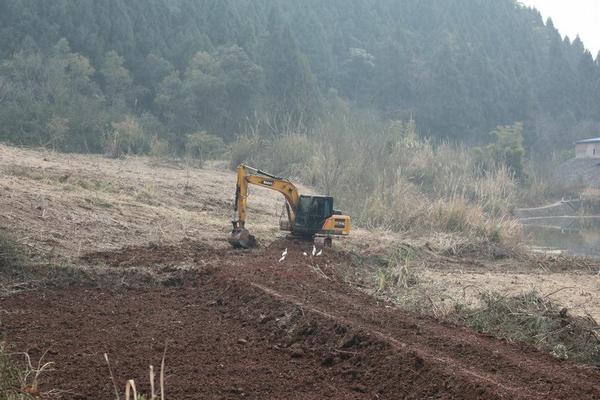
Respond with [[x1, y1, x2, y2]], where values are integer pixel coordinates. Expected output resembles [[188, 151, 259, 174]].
[[522, 217, 600, 259]]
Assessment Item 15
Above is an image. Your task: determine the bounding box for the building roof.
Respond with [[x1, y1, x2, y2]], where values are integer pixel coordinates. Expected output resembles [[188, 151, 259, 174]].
[[576, 137, 600, 144]]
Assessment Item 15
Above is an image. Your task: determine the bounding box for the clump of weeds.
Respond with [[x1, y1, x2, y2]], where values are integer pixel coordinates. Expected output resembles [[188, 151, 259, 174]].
[[454, 291, 600, 366]]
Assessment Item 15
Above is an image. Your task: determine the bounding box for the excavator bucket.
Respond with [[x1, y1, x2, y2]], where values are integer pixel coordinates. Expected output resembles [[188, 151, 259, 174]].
[[229, 228, 257, 249]]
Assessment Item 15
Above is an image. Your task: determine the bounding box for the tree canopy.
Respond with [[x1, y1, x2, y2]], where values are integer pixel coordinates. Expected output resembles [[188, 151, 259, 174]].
[[0, 0, 598, 155]]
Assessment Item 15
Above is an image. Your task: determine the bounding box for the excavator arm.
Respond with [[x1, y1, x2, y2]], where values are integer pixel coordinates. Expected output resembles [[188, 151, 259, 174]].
[[230, 164, 300, 248]]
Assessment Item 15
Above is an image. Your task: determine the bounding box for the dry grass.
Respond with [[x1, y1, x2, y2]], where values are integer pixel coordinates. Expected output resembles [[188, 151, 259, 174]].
[[104, 344, 167, 400], [229, 116, 523, 255], [356, 249, 600, 366], [0, 344, 57, 400], [372, 246, 420, 292], [582, 187, 600, 214], [0, 136, 523, 262], [456, 291, 600, 366], [0, 144, 285, 257]]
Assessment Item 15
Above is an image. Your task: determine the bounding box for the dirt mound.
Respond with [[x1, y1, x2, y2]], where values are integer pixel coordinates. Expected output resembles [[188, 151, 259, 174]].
[[2, 241, 600, 399], [80, 239, 216, 268]]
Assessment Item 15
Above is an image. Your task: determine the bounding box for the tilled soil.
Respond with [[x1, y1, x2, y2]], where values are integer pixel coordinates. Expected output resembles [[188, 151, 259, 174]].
[[2, 241, 600, 399]]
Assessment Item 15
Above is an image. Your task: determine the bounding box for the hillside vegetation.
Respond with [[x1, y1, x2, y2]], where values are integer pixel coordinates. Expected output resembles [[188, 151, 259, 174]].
[[231, 112, 523, 254], [1, 0, 599, 157]]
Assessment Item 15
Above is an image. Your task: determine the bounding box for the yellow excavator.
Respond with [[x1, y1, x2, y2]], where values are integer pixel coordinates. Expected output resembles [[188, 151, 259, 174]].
[[229, 164, 351, 248]]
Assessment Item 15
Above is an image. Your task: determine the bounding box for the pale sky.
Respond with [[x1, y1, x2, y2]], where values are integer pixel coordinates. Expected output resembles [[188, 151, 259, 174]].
[[520, 0, 600, 56]]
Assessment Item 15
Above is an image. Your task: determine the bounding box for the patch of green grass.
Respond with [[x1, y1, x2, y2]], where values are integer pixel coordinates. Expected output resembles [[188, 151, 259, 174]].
[[2, 166, 44, 181], [0, 231, 83, 292], [0, 342, 45, 400], [92, 199, 113, 209], [0, 342, 23, 400], [73, 178, 117, 193], [61, 184, 77, 192], [0, 231, 32, 282], [373, 246, 420, 292]]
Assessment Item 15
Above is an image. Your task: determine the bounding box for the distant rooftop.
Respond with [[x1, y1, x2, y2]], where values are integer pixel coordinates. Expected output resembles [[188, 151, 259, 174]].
[[576, 137, 600, 144]]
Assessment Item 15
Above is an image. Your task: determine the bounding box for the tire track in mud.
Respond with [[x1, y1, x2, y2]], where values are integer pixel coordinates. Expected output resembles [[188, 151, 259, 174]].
[[215, 241, 600, 399], [248, 282, 545, 399]]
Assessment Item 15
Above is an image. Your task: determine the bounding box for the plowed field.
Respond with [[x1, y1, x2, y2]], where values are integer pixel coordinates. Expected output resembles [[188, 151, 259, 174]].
[[2, 240, 599, 399]]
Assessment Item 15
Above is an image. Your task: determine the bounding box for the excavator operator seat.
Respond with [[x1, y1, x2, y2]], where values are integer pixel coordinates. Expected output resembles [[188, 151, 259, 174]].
[[293, 195, 334, 236]]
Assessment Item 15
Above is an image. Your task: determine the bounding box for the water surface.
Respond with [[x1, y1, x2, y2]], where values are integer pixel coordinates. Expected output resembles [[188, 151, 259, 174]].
[[523, 217, 600, 259]]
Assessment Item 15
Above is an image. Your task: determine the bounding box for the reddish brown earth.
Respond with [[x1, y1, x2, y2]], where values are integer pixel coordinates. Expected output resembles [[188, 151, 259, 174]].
[[2, 240, 600, 399]]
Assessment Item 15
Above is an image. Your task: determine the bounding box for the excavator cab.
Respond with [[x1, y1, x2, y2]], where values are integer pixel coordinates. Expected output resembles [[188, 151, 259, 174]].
[[293, 195, 334, 236]]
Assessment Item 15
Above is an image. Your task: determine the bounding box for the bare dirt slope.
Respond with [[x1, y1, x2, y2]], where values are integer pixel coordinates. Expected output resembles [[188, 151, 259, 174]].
[[2, 241, 600, 399]]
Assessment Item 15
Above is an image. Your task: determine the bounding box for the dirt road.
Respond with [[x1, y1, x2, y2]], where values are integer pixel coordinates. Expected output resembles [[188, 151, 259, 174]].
[[2, 241, 599, 399]]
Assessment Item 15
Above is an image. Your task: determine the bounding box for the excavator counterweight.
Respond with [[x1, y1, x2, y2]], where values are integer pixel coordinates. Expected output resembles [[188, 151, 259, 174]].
[[228, 164, 350, 248]]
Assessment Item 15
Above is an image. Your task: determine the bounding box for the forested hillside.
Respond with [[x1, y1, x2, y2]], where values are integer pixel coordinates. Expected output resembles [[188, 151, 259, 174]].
[[1, 0, 599, 156]]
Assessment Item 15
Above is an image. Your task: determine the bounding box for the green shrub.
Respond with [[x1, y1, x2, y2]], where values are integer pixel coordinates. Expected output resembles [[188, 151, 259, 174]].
[[103, 115, 152, 158], [474, 122, 527, 181], [148, 137, 171, 159], [229, 134, 264, 169], [229, 133, 315, 178]]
